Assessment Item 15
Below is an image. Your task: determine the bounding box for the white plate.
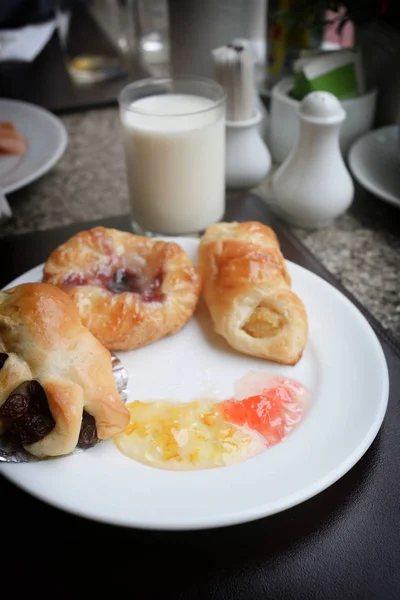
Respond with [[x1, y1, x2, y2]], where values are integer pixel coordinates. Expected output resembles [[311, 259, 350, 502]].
[[349, 125, 400, 209], [0, 238, 389, 530], [0, 99, 68, 194]]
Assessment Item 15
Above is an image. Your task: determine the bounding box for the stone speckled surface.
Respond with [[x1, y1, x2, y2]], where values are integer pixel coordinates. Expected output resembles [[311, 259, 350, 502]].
[[2, 107, 400, 341], [293, 202, 400, 341]]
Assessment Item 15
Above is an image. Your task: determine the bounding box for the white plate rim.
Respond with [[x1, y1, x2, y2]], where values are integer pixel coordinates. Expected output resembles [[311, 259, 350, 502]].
[[348, 125, 400, 209], [0, 98, 68, 194], [0, 247, 389, 530]]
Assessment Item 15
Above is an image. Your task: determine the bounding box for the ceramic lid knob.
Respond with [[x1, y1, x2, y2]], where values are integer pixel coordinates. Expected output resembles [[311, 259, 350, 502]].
[[299, 91, 346, 124]]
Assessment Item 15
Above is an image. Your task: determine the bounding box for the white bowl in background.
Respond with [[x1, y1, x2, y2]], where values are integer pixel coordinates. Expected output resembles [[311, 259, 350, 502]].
[[349, 125, 400, 210], [269, 78, 377, 164]]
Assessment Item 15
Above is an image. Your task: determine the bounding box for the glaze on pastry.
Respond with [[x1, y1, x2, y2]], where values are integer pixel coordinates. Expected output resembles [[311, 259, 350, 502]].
[[0, 283, 129, 458], [43, 227, 201, 351], [198, 221, 308, 365]]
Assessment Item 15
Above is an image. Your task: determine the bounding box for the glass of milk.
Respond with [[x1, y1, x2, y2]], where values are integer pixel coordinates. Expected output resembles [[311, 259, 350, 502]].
[[118, 77, 226, 235]]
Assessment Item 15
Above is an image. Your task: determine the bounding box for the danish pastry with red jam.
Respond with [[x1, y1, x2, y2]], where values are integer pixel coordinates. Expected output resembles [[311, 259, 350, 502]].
[[43, 227, 201, 351]]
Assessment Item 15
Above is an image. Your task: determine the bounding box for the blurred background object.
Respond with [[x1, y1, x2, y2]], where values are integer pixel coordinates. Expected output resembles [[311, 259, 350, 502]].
[[136, 0, 169, 76], [0, 0, 54, 27], [0, 1, 398, 117], [55, 0, 137, 84], [354, 2, 400, 126], [348, 125, 400, 210], [267, 0, 325, 89], [263, 1, 400, 161], [0, 0, 55, 64], [269, 77, 377, 162], [265, 0, 391, 90], [265, 1, 400, 123], [0, 0, 399, 157], [168, 0, 267, 81], [0, 0, 146, 112]]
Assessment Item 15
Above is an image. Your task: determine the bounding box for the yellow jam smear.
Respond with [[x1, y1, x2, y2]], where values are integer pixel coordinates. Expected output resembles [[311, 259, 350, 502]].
[[114, 399, 265, 470]]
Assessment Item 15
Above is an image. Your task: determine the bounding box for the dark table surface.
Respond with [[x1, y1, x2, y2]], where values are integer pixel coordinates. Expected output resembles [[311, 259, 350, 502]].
[[1, 196, 400, 599]]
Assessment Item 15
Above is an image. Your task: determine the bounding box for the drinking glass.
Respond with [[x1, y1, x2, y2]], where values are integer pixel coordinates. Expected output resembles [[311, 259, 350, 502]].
[[118, 77, 226, 236], [55, 0, 137, 84], [136, 0, 170, 76]]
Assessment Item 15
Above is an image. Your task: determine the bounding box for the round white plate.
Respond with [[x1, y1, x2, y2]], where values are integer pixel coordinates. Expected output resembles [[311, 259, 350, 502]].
[[0, 99, 68, 194], [349, 125, 400, 209], [0, 238, 389, 530]]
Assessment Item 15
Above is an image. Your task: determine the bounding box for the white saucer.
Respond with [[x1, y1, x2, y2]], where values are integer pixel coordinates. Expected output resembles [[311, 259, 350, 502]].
[[0, 238, 389, 530], [0, 99, 68, 194], [349, 125, 400, 209]]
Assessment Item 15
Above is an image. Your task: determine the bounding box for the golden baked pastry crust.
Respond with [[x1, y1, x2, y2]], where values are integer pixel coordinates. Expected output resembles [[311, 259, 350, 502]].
[[43, 227, 201, 351], [0, 283, 129, 457], [198, 221, 308, 365]]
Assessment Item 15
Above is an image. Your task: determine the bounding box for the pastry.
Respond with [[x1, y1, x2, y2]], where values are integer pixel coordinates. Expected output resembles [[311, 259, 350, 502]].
[[0, 283, 129, 458], [43, 227, 201, 351], [198, 221, 308, 365]]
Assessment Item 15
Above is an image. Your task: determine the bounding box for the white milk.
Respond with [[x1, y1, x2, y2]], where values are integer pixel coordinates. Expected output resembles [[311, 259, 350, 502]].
[[121, 94, 225, 234]]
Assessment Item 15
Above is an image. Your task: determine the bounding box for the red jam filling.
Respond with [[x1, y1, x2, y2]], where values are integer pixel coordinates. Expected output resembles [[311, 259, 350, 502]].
[[63, 274, 88, 287], [63, 269, 165, 302], [222, 385, 304, 446]]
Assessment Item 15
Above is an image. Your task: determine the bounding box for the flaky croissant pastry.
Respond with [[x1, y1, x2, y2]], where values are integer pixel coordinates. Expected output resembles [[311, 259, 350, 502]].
[[198, 222, 308, 365], [0, 283, 129, 458]]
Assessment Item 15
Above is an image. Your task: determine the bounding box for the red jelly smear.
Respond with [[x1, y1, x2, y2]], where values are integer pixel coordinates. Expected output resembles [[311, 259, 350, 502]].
[[63, 269, 164, 302], [222, 385, 304, 446], [63, 273, 88, 287]]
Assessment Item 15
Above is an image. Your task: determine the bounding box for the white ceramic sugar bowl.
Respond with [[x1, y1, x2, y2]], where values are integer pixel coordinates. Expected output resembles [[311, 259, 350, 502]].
[[272, 91, 354, 228]]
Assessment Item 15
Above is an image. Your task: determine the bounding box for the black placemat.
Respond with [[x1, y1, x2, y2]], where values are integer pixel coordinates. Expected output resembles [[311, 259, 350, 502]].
[[1, 196, 399, 599]]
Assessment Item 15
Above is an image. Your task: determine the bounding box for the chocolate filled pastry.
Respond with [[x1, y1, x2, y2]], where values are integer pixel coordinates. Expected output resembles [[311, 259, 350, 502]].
[[43, 227, 201, 351], [0, 283, 129, 458], [198, 221, 308, 365]]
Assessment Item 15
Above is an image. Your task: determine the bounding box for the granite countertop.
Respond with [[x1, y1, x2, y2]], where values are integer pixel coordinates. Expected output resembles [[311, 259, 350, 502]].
[[2, 107, 400, 341]]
